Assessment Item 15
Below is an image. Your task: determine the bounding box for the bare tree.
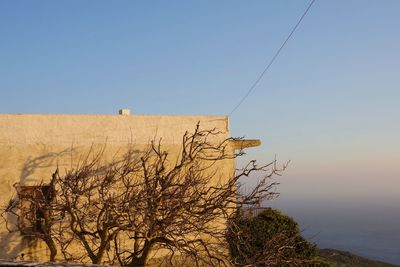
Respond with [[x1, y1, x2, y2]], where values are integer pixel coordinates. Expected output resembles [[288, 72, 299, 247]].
[[3, 124, 283, 266], [52, 146, 144, 264], [109, 124, 283, 266]]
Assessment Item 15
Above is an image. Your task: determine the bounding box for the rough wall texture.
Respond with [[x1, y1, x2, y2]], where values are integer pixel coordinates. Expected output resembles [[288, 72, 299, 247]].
[[0, 113, 232, 262]]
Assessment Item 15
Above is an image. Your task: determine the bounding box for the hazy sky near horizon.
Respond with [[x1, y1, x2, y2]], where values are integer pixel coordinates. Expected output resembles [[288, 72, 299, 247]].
[[1, 1, 399, 202]]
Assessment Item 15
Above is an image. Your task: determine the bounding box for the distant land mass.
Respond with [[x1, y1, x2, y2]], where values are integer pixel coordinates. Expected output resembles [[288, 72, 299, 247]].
[[319, 249, 399, 267]]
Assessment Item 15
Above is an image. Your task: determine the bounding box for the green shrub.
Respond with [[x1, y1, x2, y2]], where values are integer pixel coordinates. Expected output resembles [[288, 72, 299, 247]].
[[227, 208, 329, 267]]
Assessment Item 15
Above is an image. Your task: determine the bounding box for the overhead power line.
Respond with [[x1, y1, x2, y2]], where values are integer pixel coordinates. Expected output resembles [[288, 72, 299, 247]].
[[228, 0, 316, 117]]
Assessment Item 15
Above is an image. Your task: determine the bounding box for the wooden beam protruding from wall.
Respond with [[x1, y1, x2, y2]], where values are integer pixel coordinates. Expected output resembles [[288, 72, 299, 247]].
[[230, 139, 261, 150]]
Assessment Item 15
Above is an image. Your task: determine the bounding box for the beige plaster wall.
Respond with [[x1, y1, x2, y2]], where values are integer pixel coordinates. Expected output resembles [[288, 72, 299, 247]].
[[0, 113, 233, 262]]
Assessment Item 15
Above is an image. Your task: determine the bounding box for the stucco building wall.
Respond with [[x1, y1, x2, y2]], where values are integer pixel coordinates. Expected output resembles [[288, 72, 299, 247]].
[[0, 112, 233, 262]]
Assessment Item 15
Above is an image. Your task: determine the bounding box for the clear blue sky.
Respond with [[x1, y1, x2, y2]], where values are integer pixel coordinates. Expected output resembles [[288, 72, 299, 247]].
[[1, 1, 399, 202]]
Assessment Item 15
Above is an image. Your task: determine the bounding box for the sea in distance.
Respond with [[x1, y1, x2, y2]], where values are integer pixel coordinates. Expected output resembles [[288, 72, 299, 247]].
[[269, 197, 400, 265]]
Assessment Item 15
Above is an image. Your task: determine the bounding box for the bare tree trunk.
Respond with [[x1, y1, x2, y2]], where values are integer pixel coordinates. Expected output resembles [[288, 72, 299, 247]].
[[92, 232, 109, 264], [44, 236, 57, 262], [129, 241, 152, 267]]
